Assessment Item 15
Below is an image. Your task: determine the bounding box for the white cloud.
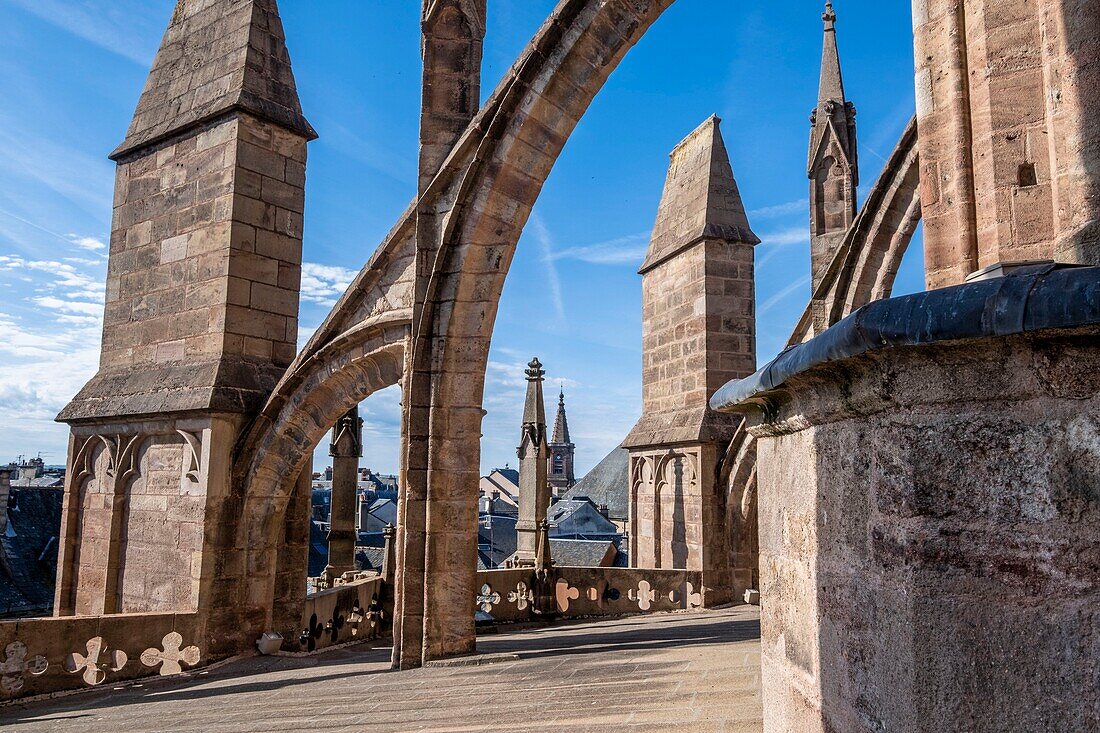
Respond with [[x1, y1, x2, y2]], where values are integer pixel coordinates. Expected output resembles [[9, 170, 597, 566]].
[[300, 262, 358, 306], [7, 0, 162, 66], [758, 227, 809, 247], [33, 296, 103, 316], [749, 199, 808, 220], [68, 235, 106, 251], [550, 231, 650, 266], [759, 275, 812, 316]]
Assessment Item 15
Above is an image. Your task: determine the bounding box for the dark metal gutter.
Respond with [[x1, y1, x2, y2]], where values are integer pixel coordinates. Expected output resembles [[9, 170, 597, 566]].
[[711, 264, 1100, 413]]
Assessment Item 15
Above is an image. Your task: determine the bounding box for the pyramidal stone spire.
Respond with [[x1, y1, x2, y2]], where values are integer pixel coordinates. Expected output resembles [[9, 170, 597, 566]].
[[551, 389, 571, 445], [640, 115, 759, 275], [112, 0, 316, 160], [818, 2, 845, 105]]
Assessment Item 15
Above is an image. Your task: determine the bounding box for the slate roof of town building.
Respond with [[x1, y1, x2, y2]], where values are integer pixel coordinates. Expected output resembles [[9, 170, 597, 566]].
[[561, 447, 630, 521], [0, 487, 63, 617], [548, 539, 617, 568]]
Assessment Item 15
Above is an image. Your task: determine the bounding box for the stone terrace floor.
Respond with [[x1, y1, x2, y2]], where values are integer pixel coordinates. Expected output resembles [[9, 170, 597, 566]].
[[2, 606, 762, 732]]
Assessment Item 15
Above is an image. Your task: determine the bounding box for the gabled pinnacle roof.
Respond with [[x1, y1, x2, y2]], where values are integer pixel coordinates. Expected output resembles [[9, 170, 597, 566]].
[[640, 116, 759, 274], [111, 0, 316, 160], [551, 389, 572, 445], [808, 1, 857, 180]]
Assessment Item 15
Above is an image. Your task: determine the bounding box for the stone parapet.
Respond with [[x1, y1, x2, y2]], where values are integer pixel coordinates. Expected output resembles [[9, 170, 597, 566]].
[[0, 612, 201, 701], [713, 268, 1100, 732], [474, 567, 705, 626]]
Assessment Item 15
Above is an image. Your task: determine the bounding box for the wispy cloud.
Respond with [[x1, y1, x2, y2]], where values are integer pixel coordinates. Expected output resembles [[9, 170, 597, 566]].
[[0, 125, 114, 218], [749, 199, 808, 220], [759, 274, 812, 316], [529, 214, 565, 323], [758, 227, 808, 247], [550, 231, 650, 266], [300, 262, 358, 306], [68, 235, 107, 252], [7, 0, 162, 66], [755, 226, 810, 271]]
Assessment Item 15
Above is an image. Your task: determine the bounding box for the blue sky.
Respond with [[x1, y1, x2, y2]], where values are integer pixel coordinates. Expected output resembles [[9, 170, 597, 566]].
[[0, 0, 923, 476]]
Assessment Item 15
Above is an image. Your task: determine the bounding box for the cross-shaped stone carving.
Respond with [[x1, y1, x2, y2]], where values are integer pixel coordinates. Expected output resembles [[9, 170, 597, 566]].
[[555, 579, 580, 613], [64, 637, 127, 686], [140, 632, 200, 676], [680, 581, 703, 610], [628, 580, 657, 611], [300, 613, 324, 651], [477, 584, 501, 613], [0, 641, 48, 696], [507, 582, 533, 611]]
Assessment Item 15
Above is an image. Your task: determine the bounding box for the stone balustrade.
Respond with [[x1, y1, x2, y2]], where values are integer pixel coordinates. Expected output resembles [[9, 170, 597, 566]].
[[0, 612, 200, 700], [295, 574, 386, 653], [474, 567, 706, 624]]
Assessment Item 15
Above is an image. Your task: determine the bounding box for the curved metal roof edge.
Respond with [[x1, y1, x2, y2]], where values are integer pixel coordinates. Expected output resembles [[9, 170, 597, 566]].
[[711, 265, 1100, 413]]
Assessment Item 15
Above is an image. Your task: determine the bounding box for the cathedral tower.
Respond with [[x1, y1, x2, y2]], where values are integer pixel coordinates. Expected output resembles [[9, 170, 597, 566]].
[[547, 389, 576, 495], [55, 0, 315, 617], [808, 1, 858, 291]]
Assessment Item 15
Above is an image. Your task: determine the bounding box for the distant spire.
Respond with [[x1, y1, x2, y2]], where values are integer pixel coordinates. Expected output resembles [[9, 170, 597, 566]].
[[551, 388, 572, 445]]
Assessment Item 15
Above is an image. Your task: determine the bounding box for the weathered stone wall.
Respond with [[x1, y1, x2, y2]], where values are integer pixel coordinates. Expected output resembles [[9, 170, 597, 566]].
[[0, 611, 202, 700], [749, 330, 1100, 731], [102, 114, 304, 378], [914, 0, 1100, 287], [118, 436, 202, 613]]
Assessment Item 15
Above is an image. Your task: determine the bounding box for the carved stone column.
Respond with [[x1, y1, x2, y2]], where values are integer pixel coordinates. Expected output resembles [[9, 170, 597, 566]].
[[327, 407, 362, 576]]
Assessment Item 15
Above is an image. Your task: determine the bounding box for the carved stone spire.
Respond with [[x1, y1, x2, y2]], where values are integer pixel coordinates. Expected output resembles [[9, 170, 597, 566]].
[[808, 0, 859, 291], [112, 0, 316, 160], [515, 358, 550, 566]]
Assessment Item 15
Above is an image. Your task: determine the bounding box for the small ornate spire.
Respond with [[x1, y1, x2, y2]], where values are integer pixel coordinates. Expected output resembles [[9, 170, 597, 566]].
[[823, 2, 837, 31], [526, 358, 545, 381]]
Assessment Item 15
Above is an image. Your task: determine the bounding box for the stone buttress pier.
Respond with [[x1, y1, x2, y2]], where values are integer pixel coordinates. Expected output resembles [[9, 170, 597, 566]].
[[56, 0, 315, 633], [713, 265, 1100, 732], [624, 116, 759, 606]]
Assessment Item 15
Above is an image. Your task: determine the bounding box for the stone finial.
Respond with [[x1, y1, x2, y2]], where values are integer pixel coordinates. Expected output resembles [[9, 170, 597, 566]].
[[823, 1, 837, 30], [522, 357, 547, 430]]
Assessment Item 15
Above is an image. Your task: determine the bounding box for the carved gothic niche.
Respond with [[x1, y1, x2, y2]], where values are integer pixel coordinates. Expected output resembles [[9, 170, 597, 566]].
[[330, 412, 363, 458], [422, 0, 486, 38]]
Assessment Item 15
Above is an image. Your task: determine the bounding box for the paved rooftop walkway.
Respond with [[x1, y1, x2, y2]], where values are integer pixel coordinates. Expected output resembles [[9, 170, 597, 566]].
[[2, 607, 762, 732]]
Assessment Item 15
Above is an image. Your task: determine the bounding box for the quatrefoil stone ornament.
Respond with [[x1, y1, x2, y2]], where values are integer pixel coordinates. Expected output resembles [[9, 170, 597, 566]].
[[508, 582, 534, 611], [477, 584, 501, 613], [0, 641, 48, 696], [64, 637, 127, 686], [629, 580, 657, 611], [141, 632, 200, 676]]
